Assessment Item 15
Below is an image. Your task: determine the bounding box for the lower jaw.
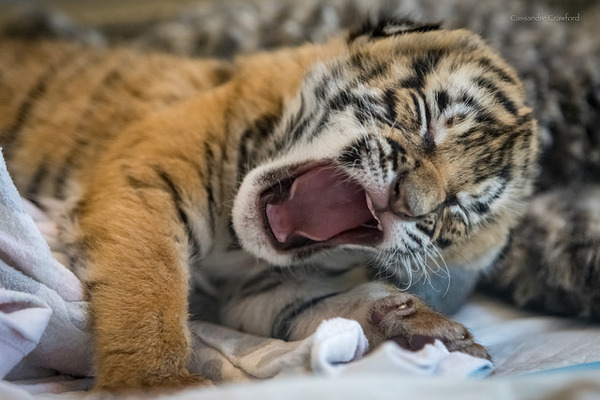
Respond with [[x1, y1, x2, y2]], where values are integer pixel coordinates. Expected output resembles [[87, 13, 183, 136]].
[[269, 228, 384, 253]]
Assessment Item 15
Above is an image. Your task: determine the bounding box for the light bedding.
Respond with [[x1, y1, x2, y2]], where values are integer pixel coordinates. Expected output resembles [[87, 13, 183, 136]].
[[1, 149, 599, 399]]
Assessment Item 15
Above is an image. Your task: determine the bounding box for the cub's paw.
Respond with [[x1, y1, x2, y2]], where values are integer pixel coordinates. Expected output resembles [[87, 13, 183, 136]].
[[367, 293, 490, 360]]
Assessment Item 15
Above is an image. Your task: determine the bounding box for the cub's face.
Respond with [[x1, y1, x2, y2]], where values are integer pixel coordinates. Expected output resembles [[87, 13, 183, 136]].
[[233, 23, 538, 271]]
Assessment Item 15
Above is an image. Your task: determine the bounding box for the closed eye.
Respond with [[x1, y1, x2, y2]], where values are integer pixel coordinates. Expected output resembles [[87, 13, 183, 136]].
[[428, 100, 471, 144], [442, 103, 471, 126], [456, 177, 508, 220]]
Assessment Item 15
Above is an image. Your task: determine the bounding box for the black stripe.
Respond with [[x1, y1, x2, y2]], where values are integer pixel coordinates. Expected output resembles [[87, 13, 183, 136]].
[[498, 164, 513, 181], [376, 139, 388, 174], [322, 267, 354, 277], [354, 106, 370, 125], [85, 279, 109, 293], [69, 240, 90, 278], [364, 137, 378, 177], [239, 269, 285, 294], [352, 54, 391, 81], [53, 134, 90, 199], [409, 92, 422, 129], [24, 159, 49, 200], [406, 232, 423, 248], [436, 237, 452, 249], [26, 197, 45, 212], [416, 222, 435, 238], [236, 132, 251, 183], [286, 93, 318, 146], [473, 76, 518, 116], [290, 114, 311, 145], [308, 87, 356, 142], [1, 50, 76, 161], [272, 292, 342, 341], [360, 62, 390, 81], [471, 200, 491, 215], [153, 167, 202, 258], [385, 137, 407, 172], [349, 53, 364, 70], [457, 93, 506, 130], [474, 110, 502, 126], [357, 93, 397, 127], [314, 80, 328, 101], [203, 142, 217, 233], [226, 217, 243, 251], [460, 93, 477, 108], [348, 18, 440, 42], [239, 280, 283, 299], [382, 88, 398, 124], [424, 132, 435, 153], [126, 174, 152, 190], [422, 94, 435, 153], [478, 58, 516, 85], [338, 139, 364, 168], [330, 90, 353, 112], [53, 56, 132, 199], [399, 50, 445, 89], [384, 137, 407, 155], [236, 113, 280, 184], [470, 180, 507, 215], [435, 90, 449, 113]]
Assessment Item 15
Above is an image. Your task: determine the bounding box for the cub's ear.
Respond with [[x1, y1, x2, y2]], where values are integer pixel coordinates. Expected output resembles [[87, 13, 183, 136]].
[[348, 17, 441, 42]]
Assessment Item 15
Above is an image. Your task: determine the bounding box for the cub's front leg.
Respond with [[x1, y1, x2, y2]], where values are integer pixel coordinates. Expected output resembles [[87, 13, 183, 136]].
[[220, 267, 489, 360], [70, 141, 215, 390]]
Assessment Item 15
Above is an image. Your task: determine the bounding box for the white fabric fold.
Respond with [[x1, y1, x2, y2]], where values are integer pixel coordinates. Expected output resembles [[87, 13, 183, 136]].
[[0, 290, 52, 378]]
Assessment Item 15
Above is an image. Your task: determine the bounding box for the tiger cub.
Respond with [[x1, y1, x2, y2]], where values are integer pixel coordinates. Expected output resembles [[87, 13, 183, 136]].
[[0, 19, 538, 389]]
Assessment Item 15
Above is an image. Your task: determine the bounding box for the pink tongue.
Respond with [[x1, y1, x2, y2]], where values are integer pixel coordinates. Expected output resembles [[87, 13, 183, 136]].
[[266, 166, 373, 243]]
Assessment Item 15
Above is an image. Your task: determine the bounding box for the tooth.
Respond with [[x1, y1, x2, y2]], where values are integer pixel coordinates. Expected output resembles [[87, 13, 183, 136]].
[[365, 193, 383, 231]]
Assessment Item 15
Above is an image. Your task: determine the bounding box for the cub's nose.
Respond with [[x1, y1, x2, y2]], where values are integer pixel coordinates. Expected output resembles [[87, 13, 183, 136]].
[[389, 183, 415, 218], [389, 165, 446, 219]]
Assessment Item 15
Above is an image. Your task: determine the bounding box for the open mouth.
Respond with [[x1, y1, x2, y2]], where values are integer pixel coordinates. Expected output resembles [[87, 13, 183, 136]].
[[260, 164, 384, 251]]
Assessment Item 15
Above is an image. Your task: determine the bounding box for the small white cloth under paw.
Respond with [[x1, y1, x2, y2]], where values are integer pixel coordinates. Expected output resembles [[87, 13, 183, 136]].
[[308, 318, 493, 378], [311, 318, 492, 378]]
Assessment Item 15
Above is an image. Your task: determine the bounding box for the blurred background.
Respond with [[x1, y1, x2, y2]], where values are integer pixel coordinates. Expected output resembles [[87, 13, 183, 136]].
[[0, 0, 599, 191], [0, 0, 596, 31]]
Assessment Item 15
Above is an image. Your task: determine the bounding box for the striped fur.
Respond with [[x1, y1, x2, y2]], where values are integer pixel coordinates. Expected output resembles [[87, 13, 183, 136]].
[[1, 20, 536, 390]]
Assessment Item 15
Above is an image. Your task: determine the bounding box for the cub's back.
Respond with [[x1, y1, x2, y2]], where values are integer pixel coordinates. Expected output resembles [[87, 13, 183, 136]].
[[0, 39, 232, 200]]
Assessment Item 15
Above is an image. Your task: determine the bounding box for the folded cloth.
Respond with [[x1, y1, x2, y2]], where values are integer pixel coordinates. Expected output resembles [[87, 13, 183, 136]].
[[188, 317, 369, 380], [0, 149, 491, 396], [0, 290, 51, 378], [0, 151, 93, 383]]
